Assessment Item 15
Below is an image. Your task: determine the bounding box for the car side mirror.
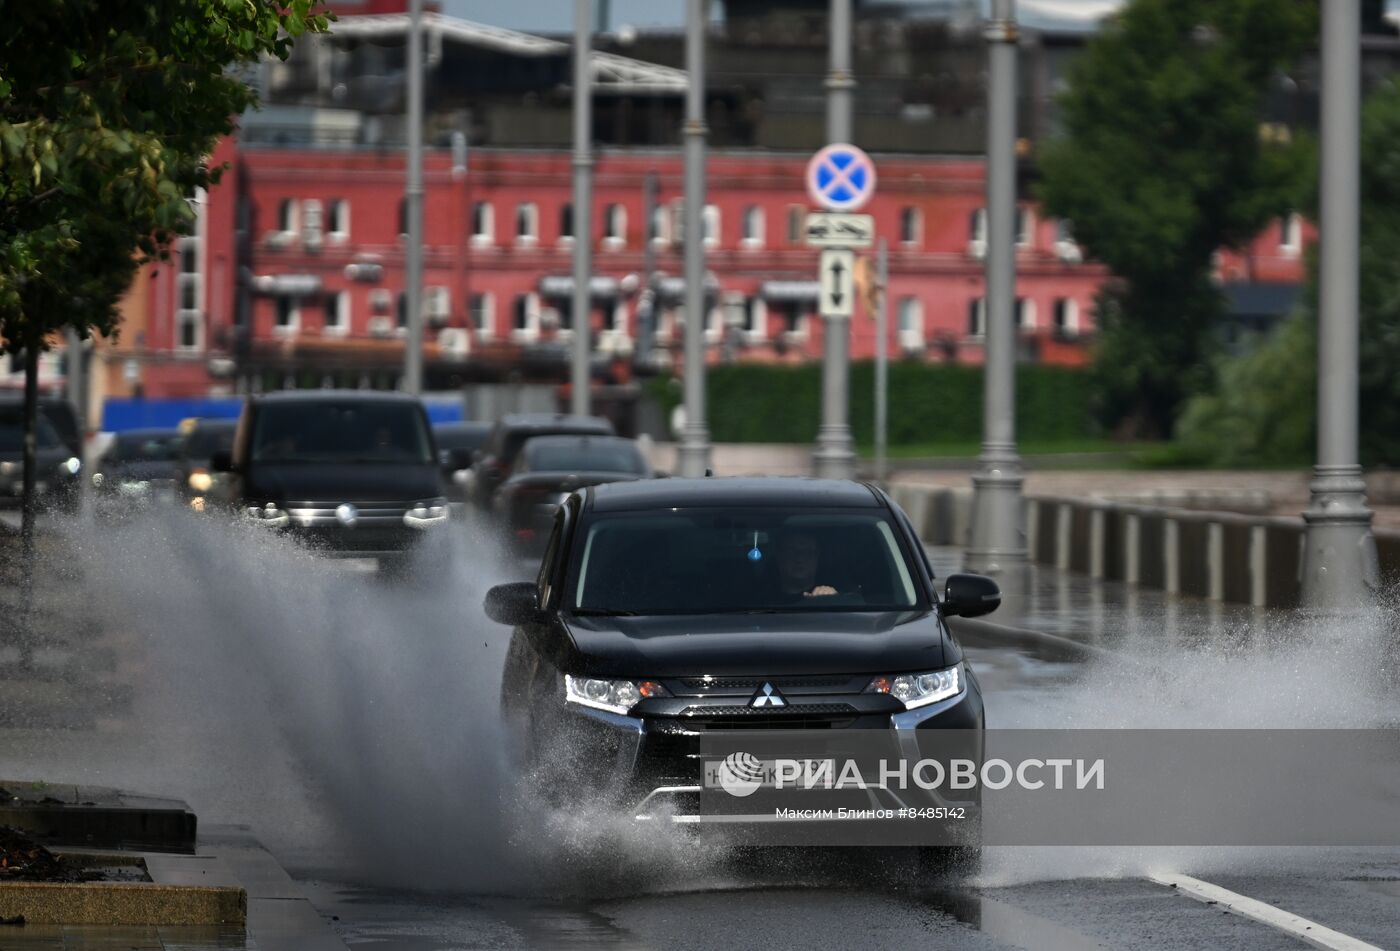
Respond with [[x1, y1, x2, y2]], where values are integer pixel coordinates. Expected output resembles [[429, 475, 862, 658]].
[[210, 449, 234, 473], [484, 581, 544, 626], [942, 573, 1001, 618]]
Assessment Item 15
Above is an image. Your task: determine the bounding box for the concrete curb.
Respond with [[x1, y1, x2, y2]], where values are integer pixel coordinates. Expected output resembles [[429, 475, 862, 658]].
[[0, 780, 197, 853], [0, 881, 245, 926]]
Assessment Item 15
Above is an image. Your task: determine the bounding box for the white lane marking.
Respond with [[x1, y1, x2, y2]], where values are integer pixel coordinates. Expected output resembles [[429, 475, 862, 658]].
[[1150, 872, 1386, 951]]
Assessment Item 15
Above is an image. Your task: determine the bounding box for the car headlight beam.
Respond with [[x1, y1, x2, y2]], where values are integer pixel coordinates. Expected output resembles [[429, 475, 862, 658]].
[[864, 664, 962, 710], [564, 674, 668, 715]]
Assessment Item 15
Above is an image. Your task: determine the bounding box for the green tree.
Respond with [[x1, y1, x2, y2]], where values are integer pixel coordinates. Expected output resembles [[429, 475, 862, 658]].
[[0, 0, 330, 640], [1037, 0, 1314, 438]]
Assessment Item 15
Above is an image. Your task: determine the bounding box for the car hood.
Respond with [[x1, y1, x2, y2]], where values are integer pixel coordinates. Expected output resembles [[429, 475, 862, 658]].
[[562, 610, 950, 678], [0, 446, 71, 469], [246, 463, 443, 502]]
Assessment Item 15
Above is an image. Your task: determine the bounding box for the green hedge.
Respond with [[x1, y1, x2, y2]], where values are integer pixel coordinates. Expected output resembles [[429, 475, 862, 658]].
[[646, 362, 1099, 445]]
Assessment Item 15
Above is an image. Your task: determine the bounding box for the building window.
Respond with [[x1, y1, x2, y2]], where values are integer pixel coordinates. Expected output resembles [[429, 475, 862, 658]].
[[742, 297, 766, 337], [470, 292, 494, 338], [559, 203, 574, 244], [324, 291, 349, 336], [180, 242, 198, 274], [1280, 212, 1302, 254], [969, 208, 987, 256], [1053, 298, 1079, 336], [516, 202, 538, 245], [1017, 297, 1036, 330], [1015, 207, 1034, 248], [967, 297, 985, 337], [899, 207, 921, 246], [180, 279, 198, 312], [177, 311, 201, 351], [741, 205, 764, 248], [512, 293, 539, 340], [471, 201, 494, 245], [702, 205, 720, 248], [771, 300, 806, 338], [604, 203, 626, 249], [396, 291, 409, 330], [277, 198, 297, 234], [606, 301, 628, 336], [649, 204, 669, 245], [328, 200, 349, 240], [275, 297, 299, 334], [787, 205, 805, 245], [897, 297, 924, 350]]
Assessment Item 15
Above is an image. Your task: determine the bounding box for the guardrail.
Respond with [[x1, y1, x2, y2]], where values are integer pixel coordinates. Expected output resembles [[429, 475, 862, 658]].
[[889, 483, 1400, 608]]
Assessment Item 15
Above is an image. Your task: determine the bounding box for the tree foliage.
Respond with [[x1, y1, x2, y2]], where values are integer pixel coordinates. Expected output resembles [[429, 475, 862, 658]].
[[0, 0, 332, 354], [1036, 0, 1314, 438]]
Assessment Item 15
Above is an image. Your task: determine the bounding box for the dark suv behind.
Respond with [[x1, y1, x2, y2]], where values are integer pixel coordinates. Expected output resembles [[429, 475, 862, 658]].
[[470, 413, 614, 510], [215, 391, 448, 567]]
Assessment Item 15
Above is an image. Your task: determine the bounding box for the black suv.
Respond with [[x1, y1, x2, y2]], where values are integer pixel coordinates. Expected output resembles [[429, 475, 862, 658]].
[[470, 413, 614, 510], [215, 391, 448, 567], [485, 478, 996, 851], [0, 402, 82, 511]]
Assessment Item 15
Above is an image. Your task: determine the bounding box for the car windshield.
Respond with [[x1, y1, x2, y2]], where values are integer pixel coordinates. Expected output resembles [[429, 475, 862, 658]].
[[251, 401, 433, 464], [111, 432, 180, 462], [182, 423, 236, 460], [526, 441, 645, 474], [0, 409, 62, 452], [569, 508, 922, 615]]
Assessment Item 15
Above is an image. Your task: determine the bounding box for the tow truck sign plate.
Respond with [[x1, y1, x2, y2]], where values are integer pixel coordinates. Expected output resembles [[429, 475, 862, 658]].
[[804, 213, 874, 248]]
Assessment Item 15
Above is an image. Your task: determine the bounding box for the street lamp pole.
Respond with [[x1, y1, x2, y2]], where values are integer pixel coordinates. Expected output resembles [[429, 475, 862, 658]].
[[965, 0, 1027, 574], [571, 0, 594, 416], [676, 0, 712, 477], [402, 0, 424, 395], [1302, 0, 1376, 608], [814, 0, 856, 480]]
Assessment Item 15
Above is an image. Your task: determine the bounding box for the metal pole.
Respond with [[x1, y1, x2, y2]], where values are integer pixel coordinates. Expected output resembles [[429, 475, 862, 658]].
[[402, 0, 424, 395], [875, 238, 888, 485], [676, 0, 711, 477], [965, 0, 1027, 574], [814, 0, 856, 479], [571, 0, 594, 416], [635, 170, 659, 369], [1302, 0, 1376, 608], [64, 327, 86, 510]]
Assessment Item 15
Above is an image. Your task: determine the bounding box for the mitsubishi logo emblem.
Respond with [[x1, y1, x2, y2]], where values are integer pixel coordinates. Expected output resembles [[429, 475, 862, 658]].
[[751, 682, 786, 708]]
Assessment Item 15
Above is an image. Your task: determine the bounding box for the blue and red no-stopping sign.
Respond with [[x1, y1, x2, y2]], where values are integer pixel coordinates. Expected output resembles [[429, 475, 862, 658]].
[[805, 143, 877, 212]]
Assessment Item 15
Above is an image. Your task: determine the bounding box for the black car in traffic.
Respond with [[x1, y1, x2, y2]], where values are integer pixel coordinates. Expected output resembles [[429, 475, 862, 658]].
[[494, 434, 651, 551], [486, 478, 995, 854], [470, 413, 614, 510], [433, 420, 491, 501], [91, 428, 183, 514], [177, 417, 237, 511], [0, 402, 82, 511], [215, 391, 448, 569]]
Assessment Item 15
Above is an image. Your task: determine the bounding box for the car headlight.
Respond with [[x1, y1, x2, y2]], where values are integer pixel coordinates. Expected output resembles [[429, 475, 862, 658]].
[[864, 665, 962, 710], [403, 497, 449, 528], [564, 674, 670, 715], [63, 457, 81, 475], [188, 470, 213, 492], [246, 502, 289, 527]]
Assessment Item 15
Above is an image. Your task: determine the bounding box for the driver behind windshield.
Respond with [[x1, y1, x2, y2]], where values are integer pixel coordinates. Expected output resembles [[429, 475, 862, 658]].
[[775, 530, 838, 598]]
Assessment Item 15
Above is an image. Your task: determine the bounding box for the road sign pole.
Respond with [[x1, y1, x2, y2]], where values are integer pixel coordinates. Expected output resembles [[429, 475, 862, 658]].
[[402, 0, 424, 395], [571, 0, 594, 416], [965, 0, 1027, 574], [875, 237, 888, 485], [815, 0, 857, 480], [1302, 0, 1376, 609], [677, 0, 712, 478]]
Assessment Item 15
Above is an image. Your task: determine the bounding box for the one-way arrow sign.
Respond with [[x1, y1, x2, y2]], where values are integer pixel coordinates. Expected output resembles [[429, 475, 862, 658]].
[[820, 249, 855, 318]]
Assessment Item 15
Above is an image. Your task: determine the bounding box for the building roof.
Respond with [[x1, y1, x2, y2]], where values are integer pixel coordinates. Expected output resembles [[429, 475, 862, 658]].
[[328, 11, 688, 93], [588, 477, 881, 512]]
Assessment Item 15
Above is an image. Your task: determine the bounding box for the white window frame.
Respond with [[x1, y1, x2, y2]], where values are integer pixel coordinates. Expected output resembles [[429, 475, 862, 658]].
[[274, 297, 300, 336], [899, 207, 922, 247], [897, 296, 924, 351], [743, 296, 766, 341], [649, 205, 670, 247], [969, 208, 987, 258], [702, 205, 721, 249], [603, 203, 627, 250], [741, 205, 765, 250], [558, 203, 575, 248], [516, 202, 539, 247], [1017, 297, 1037, 331], [471, 291, 495, 340], [704, 303, 723, 343], [511, 292, 541, 343], [426, 285, 451, 325], [471, 201, 495, 247], [323, 290, 350, 337], [1053, 298, 1080, 337], [328, 199, 350, 242], [968, 297, 986, 338], [277, 198, 298, 236], [175, 309, 203, 352], [787, 204, 806, 245], [1016, 207, 1034, 249], [1280, 212, 1302, 255]]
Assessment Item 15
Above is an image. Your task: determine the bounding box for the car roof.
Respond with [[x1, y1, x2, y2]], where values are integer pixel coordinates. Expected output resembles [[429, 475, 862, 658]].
[[253, 389, 423, 405], [525, 434, 637, 451], [189, 418, 237, 431], [434, 420, 491, 432], [116, 427, 181, 440], [587, 477, 880, 512], [497, 413, 613, 433]]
